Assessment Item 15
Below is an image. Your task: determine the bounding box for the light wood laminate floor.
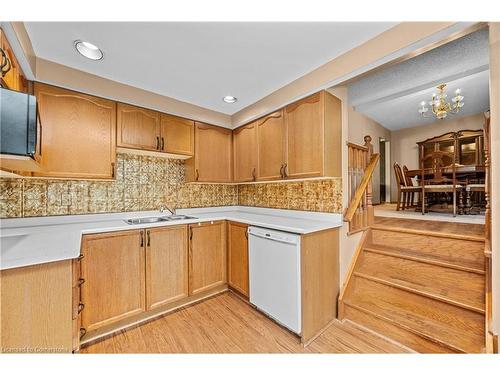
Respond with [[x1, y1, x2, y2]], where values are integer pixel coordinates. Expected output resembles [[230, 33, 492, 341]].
[[81, 292, 411, 354]]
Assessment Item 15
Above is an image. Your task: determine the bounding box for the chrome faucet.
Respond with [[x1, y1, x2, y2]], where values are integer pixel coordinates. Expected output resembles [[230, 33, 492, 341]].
[[160, 205, 176, 215]]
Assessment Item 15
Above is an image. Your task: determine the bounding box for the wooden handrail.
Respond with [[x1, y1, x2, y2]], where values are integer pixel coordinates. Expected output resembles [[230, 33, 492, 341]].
[[346, 141, 368, 151], [344, 153, 380, 222]]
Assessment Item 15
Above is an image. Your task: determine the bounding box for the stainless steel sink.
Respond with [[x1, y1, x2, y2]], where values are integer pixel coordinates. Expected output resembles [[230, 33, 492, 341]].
[[125, 215, 197, 225], [161, 215, 197, 221], [125, 217, 168, 225]]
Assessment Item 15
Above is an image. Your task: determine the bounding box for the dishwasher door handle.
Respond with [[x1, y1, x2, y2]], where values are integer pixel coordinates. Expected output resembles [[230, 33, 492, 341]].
[[248, 231, 298, 245]]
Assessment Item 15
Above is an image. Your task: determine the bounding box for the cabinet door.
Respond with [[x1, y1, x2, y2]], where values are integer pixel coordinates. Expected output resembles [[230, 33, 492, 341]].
[[284, 92, 324, 178], [81, 230, 145, 333], [34, 83, 116, 179], [189, 221, 227, 295], [233, 121, 257, 182], [189, 122, 233, 182], [0, 29, 22, 91], [117, 103, 161, 151], [0, 260, 74, 353], [257, 110, 285, 181], [145, 225, 188, 310], [160, 114, 194, 156], [227, 221, 249, 297]]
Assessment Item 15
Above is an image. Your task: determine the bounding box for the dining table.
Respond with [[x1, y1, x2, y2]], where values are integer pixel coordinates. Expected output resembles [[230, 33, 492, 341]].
[[405, 165, 486, 215]]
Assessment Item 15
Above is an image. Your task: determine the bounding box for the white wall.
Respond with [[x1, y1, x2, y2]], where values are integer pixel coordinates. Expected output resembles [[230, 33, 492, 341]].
[[348, 107, 392, 205], [327, 87, 360, 289]]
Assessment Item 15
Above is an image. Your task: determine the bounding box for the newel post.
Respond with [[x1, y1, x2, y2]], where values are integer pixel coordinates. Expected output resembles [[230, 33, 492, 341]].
[[364, 135, 374, 225]]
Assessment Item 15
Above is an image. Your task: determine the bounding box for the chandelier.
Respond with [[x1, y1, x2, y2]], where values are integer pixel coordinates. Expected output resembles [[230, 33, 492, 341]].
[[418, 83, 464, 120]]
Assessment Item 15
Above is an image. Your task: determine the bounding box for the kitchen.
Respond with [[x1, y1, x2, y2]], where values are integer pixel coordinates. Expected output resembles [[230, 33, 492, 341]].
[[0, 25, 345, 353], [1, 14, 499, 370]]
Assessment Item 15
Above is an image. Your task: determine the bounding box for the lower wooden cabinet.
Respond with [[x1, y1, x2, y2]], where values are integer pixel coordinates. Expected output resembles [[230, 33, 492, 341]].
[[79, 223, 227, 339], [189, 221, 227, 295], [0, 260, 74, 353], [227, 221, 249, 297], [145, 226, 189, 310], [80, 230, 146, 333]]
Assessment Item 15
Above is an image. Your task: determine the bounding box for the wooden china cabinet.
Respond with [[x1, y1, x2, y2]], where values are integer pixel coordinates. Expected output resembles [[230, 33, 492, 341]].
[[418, 130, 485, 169]]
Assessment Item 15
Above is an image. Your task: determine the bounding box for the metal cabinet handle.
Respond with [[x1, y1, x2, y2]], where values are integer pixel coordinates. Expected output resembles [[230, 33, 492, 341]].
[[79, 327, 87, 339], [252, 167, 256, 181], [279, 163, 284, 178], [78, 278, 85, 287], [0, 48, 12, 77], [77, 303, 85, 314], [161, 137, 165, 151], [283, 162, 288, 178], [147, 230, 151, 247], [140, 231, 144, 247], [189, 227, 193, 241], [111, 162, 116, 178], [195, 169, 199, 181], [156, 136, 160, 150], [38, 115, 43, 157]]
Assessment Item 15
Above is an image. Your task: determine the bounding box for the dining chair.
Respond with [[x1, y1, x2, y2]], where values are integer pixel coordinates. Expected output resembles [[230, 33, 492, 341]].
[[420, 151, 464, 217], [394, 162, 420, 211], [465, 183, 486, 214], [402, 165, 418, 208]]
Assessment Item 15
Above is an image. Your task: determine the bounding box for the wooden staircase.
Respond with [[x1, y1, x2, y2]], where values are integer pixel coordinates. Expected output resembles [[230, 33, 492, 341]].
[[339, 218, 486, 353]]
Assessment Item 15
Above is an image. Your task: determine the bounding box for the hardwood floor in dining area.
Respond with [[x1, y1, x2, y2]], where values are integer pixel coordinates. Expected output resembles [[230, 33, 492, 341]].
[[80, 291, 411, 354]]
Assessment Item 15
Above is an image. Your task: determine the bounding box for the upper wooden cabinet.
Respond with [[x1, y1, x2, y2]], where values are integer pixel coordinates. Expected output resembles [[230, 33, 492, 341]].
[[186, 122, 233, 182], [188, 221, 227, 296], [227, 221, 249, 298], [256, 110, 286, 181], [232, 91, 342, 182], [80, 230, 146, 333], [284, 91, 341, 179], [117, 104, 195, 157], [145, 225, 189, 310], [160, 114, 194, 156], [233, 121, 258, 182], [117, 103, 161, 151], [0, 28, 28, 93], [33, 83, 116, 179]]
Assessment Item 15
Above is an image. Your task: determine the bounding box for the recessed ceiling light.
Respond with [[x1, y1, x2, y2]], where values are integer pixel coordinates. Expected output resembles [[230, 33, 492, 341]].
[[74, 40, 103, 60], [223, 96, 238, 104]]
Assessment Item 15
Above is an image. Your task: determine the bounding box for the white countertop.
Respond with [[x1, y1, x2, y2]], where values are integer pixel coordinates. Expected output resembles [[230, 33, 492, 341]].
[[0, 206, 342, 270]]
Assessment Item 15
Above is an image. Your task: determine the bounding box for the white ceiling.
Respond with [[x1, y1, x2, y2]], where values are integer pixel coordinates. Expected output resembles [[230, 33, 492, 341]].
[[348, 28, 490, 130], [25, 22, 396, 115]]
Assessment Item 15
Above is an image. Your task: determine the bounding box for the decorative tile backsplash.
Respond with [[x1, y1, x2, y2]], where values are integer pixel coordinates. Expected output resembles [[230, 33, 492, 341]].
[[238, 179, 342, 213], [0, 153, 342, 218]]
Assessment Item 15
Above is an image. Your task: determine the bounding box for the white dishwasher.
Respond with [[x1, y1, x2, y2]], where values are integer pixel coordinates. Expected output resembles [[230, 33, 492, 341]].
[[248, 226, 301, 334]]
